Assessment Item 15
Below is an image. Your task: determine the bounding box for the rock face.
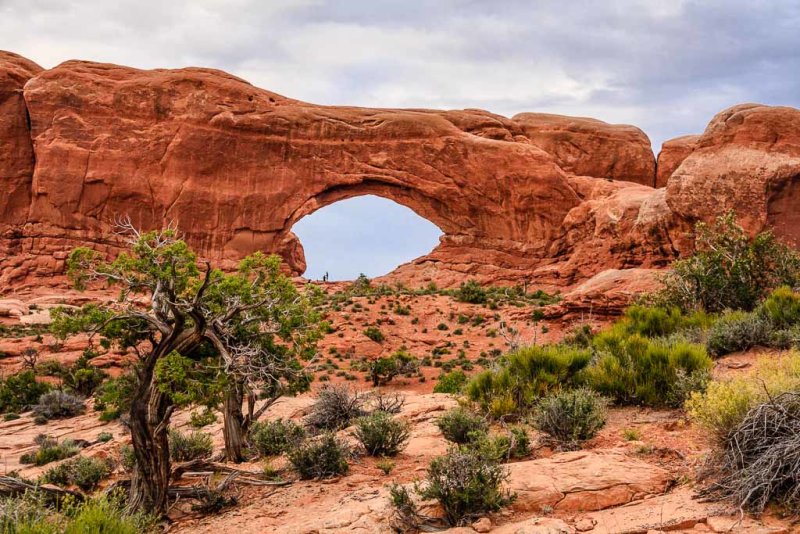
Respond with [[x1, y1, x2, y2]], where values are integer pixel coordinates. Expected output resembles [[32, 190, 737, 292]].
[[655, 134, 699, 188], [666, 104, 800, 247], [1, 51, 799, 290], [514, 113, 656, 187]]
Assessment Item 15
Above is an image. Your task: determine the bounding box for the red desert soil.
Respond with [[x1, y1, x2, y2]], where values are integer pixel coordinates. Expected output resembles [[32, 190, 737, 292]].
[[1, 287, 796, 533]]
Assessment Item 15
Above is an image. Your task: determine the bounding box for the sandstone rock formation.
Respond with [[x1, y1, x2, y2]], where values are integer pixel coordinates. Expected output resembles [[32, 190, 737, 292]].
[[1, 51, 798, 291], [655, 134, 699, 188]]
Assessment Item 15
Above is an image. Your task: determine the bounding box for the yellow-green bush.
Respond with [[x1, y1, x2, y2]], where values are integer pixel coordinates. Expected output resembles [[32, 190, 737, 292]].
[[464, 344, 591, 417], [615, 305, 713, 338], [760, 286, 800, 328], [686, 351, 800, 442], [585, 332, 711, 407]]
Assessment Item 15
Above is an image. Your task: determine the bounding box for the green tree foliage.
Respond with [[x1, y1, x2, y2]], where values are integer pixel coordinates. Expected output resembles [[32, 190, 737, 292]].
[[51, 224, 321, 514], [658, 211, 800, 312], [0, 370, 51, 414], [368, 349, 418, 386]]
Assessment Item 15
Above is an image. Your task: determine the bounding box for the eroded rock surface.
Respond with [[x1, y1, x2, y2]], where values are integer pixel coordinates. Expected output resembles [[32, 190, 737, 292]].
[[1, 52, 799, 292]]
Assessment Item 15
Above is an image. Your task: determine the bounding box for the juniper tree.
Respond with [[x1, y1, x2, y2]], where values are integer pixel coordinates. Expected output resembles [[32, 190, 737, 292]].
[[52, 222, 320, 515]]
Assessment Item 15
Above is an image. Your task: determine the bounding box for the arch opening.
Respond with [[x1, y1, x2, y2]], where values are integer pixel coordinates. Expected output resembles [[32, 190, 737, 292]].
[[291, 195, 444, 281]]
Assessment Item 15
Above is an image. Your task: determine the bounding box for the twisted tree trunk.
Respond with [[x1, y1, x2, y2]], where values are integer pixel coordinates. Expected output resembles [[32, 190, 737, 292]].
[[222, 381, 247, 463]]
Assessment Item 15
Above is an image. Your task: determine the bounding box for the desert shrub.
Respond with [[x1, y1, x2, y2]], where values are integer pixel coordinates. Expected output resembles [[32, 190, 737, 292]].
[[306, 385, 366, 431], [97, 432, 113, 443], [32, 390, 85, 420], [92, 372, 135, 421], [466, 426, 530, 462], [353, 411, 411, 456], [616, 305, 712, 338], [586, 333, 711, 407], [61, 354, 108, 396], [249, 419, 306, 457], [533, 388, 608, 450], [288, 433, 350, 479], [418, 447, 514, 526], [760, 286, 800, 328], [168, 429, 213, 462], [20, 435, 80, 466], [455, 280, 487, 304], [0, 491, 60, 533], [465, 344, 591, 417], [657, 212, 800, 312], [41, 455, 112, 491], [698, 392, 800, 514], [436, 407, 487, 444], [119, 444, 136, 472], [0, 370, 51, 414], [433, 370, 468, 394], [363, 326, 384, 343], [705, 310, 770, 357], [189, 409, 217, 428], [369, 350, 418, 386], [63, 492, 157, 534], [686, 352, 800, 442]]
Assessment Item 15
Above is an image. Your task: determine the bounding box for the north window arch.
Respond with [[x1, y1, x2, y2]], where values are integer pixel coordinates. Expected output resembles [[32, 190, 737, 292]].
[[291, 194, 444, 281]]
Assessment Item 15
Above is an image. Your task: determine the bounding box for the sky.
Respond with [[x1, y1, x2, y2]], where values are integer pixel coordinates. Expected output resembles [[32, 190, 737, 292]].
[[2, 0, 799, 279]]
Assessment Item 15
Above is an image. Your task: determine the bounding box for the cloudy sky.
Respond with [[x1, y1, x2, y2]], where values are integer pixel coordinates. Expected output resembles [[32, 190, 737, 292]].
[[2, 0, 798, 279]]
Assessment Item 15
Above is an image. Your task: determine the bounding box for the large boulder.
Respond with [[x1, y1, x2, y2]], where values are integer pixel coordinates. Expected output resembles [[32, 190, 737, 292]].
[[666, 104, 800, 247], [655, 134, 699, 188]]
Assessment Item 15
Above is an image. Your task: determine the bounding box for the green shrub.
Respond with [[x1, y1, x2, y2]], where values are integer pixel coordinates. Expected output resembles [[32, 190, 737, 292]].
[[433, 370, 468, 394], [189, 409, 217, 428], [32, 390, 85, 420], [465, 344, 591, 417], [455, 280, 487, 304], [2, 413, 19, 421], [616, 305, 712, 338], [92, 373, 135, 421], [288, 434, 349, 479], [705, 310, 770, 357], [368, 350, 418, 386], [97, 432, 113, 443], [169, 429, 213, 461], [532, 388, 608, 450], [62, 354, 108, 396], [760, 286, 800, 328], [306, 385, 366, 431], [41, 455, 112, 491], [20, 435, 80, 466], [418, 447, 514, 526], [249, 419, 306, 457], [363, 326, 385, 343], [586, 333, 711, 407], [687, 352, 800, 442], [353, 411, 411, 456], [0, 370, 51, 414], [436, 407, 487, 444], [466, 427, 529, 462], [63, 492, 157, 534], [657, 212, 800, 312]]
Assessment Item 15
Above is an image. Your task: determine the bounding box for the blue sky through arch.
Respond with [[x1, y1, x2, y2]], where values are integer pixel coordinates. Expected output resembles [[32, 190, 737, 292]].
[[292, 195, 443, 281]]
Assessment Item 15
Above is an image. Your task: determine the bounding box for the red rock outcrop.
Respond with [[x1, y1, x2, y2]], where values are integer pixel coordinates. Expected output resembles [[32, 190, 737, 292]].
[[1, 52, 798, 291], [655, 134, 699, 187], [0, 52, 42, 229], [514, 112, 656, 186], [666, 103, 800, 247]]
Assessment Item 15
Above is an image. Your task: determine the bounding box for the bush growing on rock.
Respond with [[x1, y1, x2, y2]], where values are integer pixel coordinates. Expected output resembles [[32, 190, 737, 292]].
[[657, 212, 800, 313], [168, 429, 213, 462], [433, 370, 468, 394], [363, 326, 384, 343], [249, 419, 306, 457], [455, 280, 487, 304], [586, 333, 711, 407], [353, 411, 411, 456], [616, 305, 712, 338], [698, 391, 800, 514], [705, 310, 770, 357], [41, 455, 112, 491], [532, 388, 608, 450], [465, 344, 591, 417], [436, 407, 487, 444], [0, 370, 51, 414], [760, 286, 800, 328], [419, 447, 514, 526], [686, 352, 800, 442], [20, 435, 80, 466], [32, 390, 85, 420], [368, 349, 418, 386], [289, 433, 350, 479], [306, 385, 366, 431]]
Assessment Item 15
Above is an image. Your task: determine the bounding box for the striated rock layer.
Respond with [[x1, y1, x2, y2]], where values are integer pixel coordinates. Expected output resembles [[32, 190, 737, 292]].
[[1, 51, 798, 289]]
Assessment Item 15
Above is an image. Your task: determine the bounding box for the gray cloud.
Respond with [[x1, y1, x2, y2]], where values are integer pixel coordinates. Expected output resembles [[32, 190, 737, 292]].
[[2, 0, 797, 277]]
